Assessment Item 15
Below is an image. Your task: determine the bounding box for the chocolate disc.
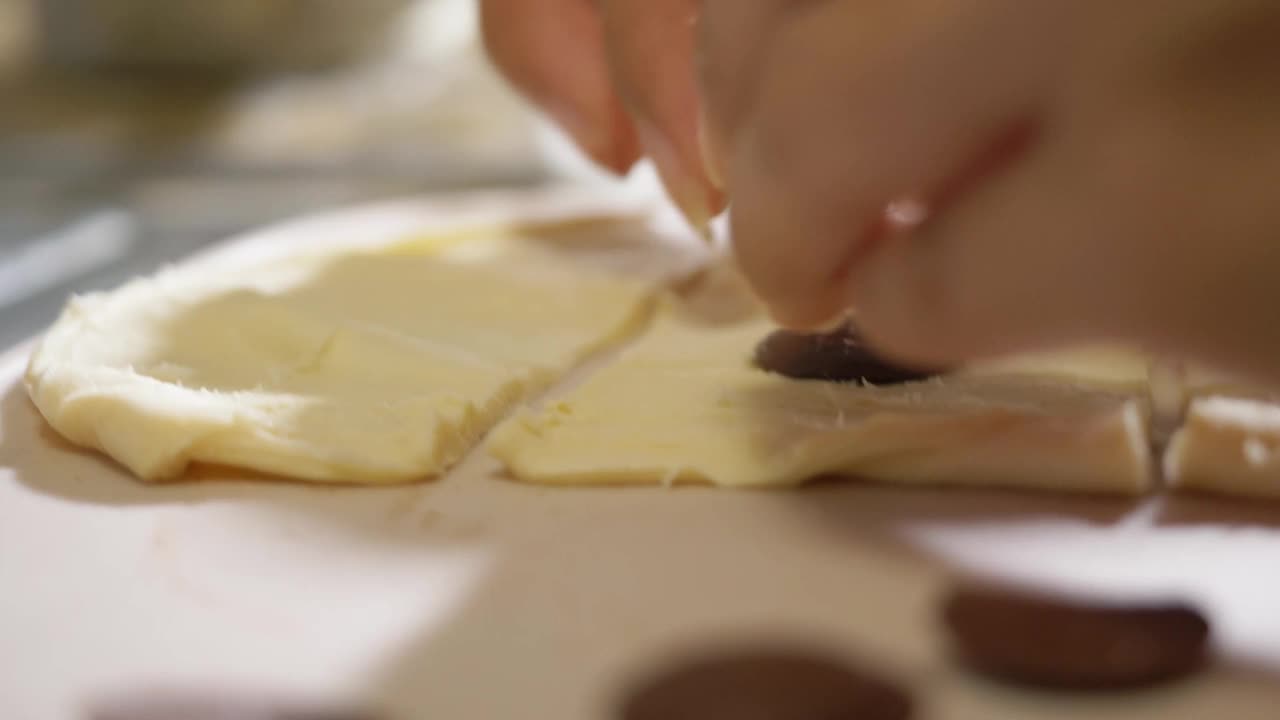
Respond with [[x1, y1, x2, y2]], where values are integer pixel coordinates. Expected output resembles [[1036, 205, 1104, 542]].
[[618, 648, 913, 720], [753, 323, 938, 384], [942, 583, 1211, 691]]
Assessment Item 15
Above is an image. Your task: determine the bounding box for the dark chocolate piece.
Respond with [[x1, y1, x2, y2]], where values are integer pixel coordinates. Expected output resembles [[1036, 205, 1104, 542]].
[[942, 583, 1211, 690], [618, 648, 913, 720], [753, 323, 937, 384]]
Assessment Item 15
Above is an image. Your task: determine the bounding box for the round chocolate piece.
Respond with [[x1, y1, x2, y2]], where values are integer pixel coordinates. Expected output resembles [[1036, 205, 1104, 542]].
[[619, 648, 912, 720], [942, 583, 1211, 691], [753, 323, 937, 384]]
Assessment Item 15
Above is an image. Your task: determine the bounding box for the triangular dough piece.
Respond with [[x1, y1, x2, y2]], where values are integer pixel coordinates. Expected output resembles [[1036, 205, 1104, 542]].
[[26, 220, 694, 482], [489, 271, 1154, 493], [1164, 367, 1280, 498]]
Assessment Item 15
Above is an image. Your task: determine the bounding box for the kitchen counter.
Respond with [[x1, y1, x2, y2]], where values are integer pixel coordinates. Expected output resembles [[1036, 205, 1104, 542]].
[[4, 189, 1280, 720]]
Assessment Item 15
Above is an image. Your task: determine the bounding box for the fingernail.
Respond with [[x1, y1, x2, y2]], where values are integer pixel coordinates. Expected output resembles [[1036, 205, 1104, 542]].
[[697, 108, 727, 191], [636, 120, 714, 238]]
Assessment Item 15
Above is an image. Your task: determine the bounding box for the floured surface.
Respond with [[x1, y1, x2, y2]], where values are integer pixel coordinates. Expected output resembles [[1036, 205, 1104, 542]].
[[6, 194, 1280, 720], [491, 276, 1152, 494], [25, 217, 694, 483]]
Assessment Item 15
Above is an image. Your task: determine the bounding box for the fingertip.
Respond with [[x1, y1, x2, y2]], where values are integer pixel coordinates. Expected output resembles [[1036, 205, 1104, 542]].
[[635, 119, 723, 232], [726, 156, 884, 338], [744, 261, 850, 331], [595, 100, 644, 174], [767, 299, 848, 332]]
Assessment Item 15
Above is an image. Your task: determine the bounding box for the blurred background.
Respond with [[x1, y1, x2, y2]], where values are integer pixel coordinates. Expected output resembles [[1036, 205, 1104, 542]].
[[0, 0, 627, 349]]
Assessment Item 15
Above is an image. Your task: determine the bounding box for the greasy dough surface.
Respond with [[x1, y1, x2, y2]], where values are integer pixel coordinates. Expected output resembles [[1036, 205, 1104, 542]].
[[1156, 362, 1280, 499], [26, 223, 683, 482], [1165, 396, 1280, 498], [1162, 362, 1280, 498], [489, 277, 1153, 493]]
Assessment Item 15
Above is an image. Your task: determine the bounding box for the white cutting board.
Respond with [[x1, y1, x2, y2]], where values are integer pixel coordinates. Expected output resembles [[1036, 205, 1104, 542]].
[[3, 188, 1280, 720]]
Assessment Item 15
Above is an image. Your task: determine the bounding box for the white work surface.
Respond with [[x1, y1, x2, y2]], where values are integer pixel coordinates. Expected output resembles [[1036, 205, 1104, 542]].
[[3, 189, 1280, 720]]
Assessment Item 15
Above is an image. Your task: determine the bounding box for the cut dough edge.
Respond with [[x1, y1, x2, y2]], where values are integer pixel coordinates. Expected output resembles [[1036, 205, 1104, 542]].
[[488, 269, 1156, 494], [25, 215, 699, 483], [1163, 366, 1280, 499]]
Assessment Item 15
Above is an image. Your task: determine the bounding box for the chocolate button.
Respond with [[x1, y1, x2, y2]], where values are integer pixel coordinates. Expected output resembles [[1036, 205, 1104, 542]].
[[753, 323, 937, 384], [619, 648, 913, 720], [942, 583, 1211, 690]]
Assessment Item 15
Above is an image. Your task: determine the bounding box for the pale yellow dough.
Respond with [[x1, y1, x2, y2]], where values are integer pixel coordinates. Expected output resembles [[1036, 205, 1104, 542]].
[[25, 222, 684, 482], [1163, 366, 1280, 498], [27, 209, 1160, 493], [489, 278, 1155, 494]]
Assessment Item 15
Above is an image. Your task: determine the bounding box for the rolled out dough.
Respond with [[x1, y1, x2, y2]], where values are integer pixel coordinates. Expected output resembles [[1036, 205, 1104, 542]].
[[25, 220, 691, 482], [489, 272, 1155, 494]]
